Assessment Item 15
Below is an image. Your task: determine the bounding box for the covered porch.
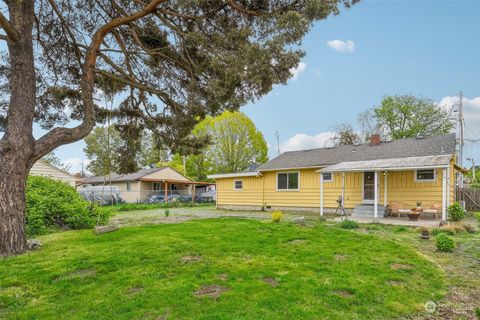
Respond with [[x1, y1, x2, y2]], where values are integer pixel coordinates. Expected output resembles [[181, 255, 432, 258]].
[[318, 155, 453, 223], [139, 178, 214, 203]]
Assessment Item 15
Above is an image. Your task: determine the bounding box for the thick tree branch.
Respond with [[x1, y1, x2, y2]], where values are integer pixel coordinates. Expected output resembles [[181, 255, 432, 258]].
[[0, 11, 19, 41], [33, 0, 166, 160]]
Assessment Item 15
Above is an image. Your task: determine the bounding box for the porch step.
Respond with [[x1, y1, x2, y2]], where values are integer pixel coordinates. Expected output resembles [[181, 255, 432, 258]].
[[351, 204, 387, 218]]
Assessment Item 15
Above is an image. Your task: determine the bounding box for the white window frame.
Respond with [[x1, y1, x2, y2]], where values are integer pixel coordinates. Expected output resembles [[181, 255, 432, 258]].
[[322, 172, 333, 182], [276, 171, 300, 191], [153, 182, 162, 191], [234, 180, 243, 190], [415, 169, 437, 182], [126, 181, 131, 191]]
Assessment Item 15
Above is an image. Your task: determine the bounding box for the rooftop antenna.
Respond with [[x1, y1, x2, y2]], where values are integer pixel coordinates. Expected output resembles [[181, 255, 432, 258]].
[[275, 130, 281, 155]]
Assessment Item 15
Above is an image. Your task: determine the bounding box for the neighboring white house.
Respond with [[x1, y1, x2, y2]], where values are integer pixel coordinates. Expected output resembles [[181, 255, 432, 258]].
[[30, 160, 79, 187]]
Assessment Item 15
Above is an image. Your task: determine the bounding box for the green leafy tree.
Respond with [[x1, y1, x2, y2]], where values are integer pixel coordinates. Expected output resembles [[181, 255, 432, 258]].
[[373, 95, 454, 140], [0, 0, 357, 256], [84, 126, 123, 176], [189, 111, 268, 178], [84, 127, 168, 176]]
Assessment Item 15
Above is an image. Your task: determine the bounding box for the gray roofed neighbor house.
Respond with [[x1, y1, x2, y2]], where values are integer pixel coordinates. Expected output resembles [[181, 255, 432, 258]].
[[83, 167, 165, 184], [259, 133, 456, 171]]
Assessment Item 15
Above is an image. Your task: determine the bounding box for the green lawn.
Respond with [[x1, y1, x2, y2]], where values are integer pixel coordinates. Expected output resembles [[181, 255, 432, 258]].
[[0, 218, 445, 320]]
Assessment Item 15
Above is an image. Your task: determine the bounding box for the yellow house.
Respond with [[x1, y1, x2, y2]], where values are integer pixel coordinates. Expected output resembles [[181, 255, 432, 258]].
[[209, 134, 460, 221]]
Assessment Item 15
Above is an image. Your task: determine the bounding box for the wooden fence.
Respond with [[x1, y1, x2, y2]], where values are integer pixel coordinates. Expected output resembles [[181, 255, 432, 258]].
[[456, 187, 480, 211]]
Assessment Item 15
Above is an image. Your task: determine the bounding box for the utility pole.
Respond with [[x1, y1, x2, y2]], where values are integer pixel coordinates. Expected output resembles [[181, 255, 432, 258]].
[[458, 91, 464, 188], [275, 130, 281, 155]]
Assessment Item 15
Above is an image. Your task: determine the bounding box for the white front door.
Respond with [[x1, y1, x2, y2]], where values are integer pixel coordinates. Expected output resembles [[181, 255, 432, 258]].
[[363, 172, 375, 204]]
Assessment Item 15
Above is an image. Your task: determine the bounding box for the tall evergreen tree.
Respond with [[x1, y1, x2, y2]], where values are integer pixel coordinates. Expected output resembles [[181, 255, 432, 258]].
[[0, 0, 357, 255]]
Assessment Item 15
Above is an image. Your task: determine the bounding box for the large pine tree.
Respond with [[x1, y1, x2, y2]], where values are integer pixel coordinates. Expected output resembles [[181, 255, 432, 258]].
[[0, 0, 356, 255]]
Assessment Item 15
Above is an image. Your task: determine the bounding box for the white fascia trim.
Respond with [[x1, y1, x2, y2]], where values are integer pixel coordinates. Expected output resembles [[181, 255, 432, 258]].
[[207, 172, 262, 179], [318, 165, 449, 173]]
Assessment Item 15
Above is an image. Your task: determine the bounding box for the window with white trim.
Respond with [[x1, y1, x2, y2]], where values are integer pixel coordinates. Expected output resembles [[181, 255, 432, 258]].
[[416, 169, 436, 181], [322, 172, 333, 182], [234, 180, 243, 190], [277, 172, 299, 190], [153, 182, 162, 190], [126, 181, 131, 191]]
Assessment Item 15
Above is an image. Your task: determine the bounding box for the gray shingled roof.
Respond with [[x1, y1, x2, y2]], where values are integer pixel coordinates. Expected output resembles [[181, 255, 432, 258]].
[[259, 133, 456, 171], [83, 167, 165, 184]]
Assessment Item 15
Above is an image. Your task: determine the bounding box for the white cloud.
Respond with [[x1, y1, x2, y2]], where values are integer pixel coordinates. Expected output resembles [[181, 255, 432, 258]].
[[326, 40, 355, 53], [63, 158, 90, 174], [280, 132, 336, 152], [289, 62, 306, 80]]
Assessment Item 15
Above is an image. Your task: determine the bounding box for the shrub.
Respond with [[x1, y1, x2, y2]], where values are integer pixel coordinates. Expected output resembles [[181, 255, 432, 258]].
[[271, 210, 283, 223], [447, 202, 465, 221], [436, 233, 455, 252], [475, 212, 480, 223], [165, 208, 170, 217], [340, 219, 359, 229], [475, 307, 480, 319], [26, 176, 109, 236]]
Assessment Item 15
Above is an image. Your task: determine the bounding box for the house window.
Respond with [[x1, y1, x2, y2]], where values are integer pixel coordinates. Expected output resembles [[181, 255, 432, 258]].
[[126, 181, 131, 191], [234, 180, 243, 190], [322, 172, 333, 182], [277, 172, 299, 190], [153, 182, 162, 190], [416, 169, 436, 181]]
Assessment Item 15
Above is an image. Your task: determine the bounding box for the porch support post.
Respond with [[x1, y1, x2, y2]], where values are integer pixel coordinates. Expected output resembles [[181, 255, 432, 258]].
[[446, 166, 451, 208], [191, 184, 196, 203], [384, 171, 387, 207], [374, 171, 378, 218], [442, 168, 447, 221], [320, 172, 324, 216], [164, 181, 168, 202], [341, 172, 345, 208]]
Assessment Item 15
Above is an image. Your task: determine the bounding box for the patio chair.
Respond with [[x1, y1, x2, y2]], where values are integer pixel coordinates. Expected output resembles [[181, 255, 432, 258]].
[[422, 203, 442, 220], [389, 201, 411, 219]]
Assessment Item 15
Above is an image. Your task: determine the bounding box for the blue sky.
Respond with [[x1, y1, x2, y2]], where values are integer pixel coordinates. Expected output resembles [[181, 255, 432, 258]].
[[48, 0, 480, 172]]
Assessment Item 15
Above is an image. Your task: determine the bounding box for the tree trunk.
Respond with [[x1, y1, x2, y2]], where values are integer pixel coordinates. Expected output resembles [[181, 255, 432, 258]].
[[0, 162, 29, 256], [0, 1, 36, 256]]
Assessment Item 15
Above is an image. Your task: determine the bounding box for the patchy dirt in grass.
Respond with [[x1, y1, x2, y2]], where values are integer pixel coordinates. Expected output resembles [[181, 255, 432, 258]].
[[286, 238, 308, 245], [181, 255, 202, 264], [194, 285, 229, 299], [334, 254, 348, 261], [387, 280, 404, 286], [262, 277, 279, 287], [54, 268, 96, 281], [334, 290, 354, 298], [390, 263, 413, 270], [126, 285, 144, 296], [110, 207, 327, 228], [217, 273, 228, 281]]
